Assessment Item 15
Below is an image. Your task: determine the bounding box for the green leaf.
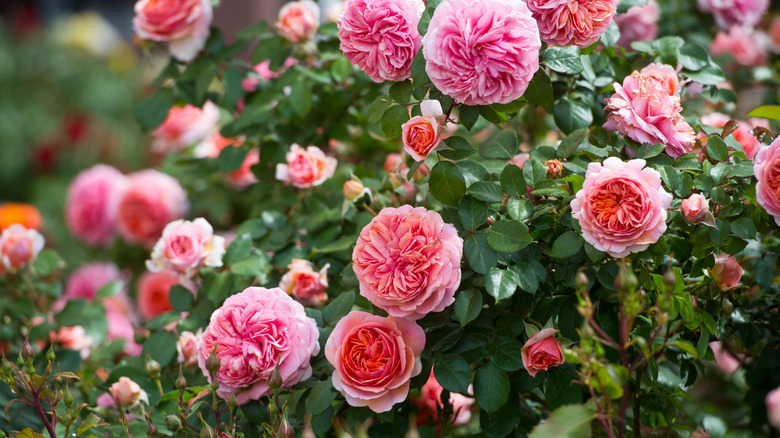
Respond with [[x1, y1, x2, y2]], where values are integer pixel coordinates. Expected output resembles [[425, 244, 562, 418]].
[[459, 105, 481, 131], [678, 44, 710, 71], [509, 263, 540, 294], [730, 217, 756, 240], [684, 64, 725, 85], [417, 0, 441, 35], [746, 105, 780, 121], [136, 88, 175, 131], [322, 291, 355, 326], [411, 50, 431, 90], [500, 164, 526, 197], [634, 143, 666, 159], [389, 80, 413, 103], [507, 198, 534, 222], [485, 267, 520, 301], [545, 368, 582, 409], [554, 98, 593, 134], [330, 57, 352, 82], [522, 159, 547, 188], [312, 235, 356, 254], [489, 336, 525, 372], [468, 181, 504, 203], [430, 162, 467, 206], [491, 98, 527, 114], [169, 285, 194, 312], [216, 145, 247, 172], [221, 66, 243, 110], [95, 280, 123, 298], [381, 105, 411, 139], [542, 46, 583, 75], [454, 290, 482, 327], [231, 255, 269, 281], [617, 0, 647, 13], [706, 135, 729, 161], [33, 249, 61, 276], [434, 353, 471, 394], [474, 362, 510, 414], [458, 196, 488, 230], [557, 129, 588, 159], [368, 96, 391, 125], [464, 233, 498, 275], [142, 330, 178, 367], [252, 37, 282, 63], [487, 220, 532, 253], [550, 231, 584, 259], [307, 379, 338, 416], [439, 136, 475, 160], [524, 68, 554, 108], [528, 404, 595, 438], [290, 75, 312, 118], [479, 129, 519, 159]]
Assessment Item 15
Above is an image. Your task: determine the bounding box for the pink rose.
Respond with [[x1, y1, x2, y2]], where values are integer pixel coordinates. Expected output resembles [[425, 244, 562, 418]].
[[275, 144, 338, 188], [681, 194, 710, 224], [137, 270, 186, 320], [65, 164, 128, 246], [603, 73, 695, 158], [117, 170, 188, 247], [57, 262, 134, 320], [353, 206, 463, 320], [571, 158, 672, 258], [710, 254, 743, 291], [243, 58, 299, 92], [384, 153, 405, 172], [177, 329, 203, 366], [510, 153, 530, 169], [412, 370, 474, 427], [338, 0, 424, 82], [402, 100, 444, 161], [0, 225, 44, 272], [700, 113, 767, 160], [754, 137, 780, 225], [708, 341, 741, 374], [107, 307, 142, 356], [521, 328, 564, 377], [614, 0, 659, 50], [109, 377, 148, 407], [133, 0, 213, 61], [198, 287, 319, 404], [422, 0, 541, 105], [710, 25, 768, 67], [53, 326, 93, 359], [152, 101, 219, 154], [526, 0, 617, 48], [771, 17, 780, 54], [279, 259, 329, 307], [640, 63, 680, 96], [767, 386, 780, 429], [325, 311, 424, 412], [146, 218, 225, 277], [276, 1, 320, 43], [697, 0, 768, 29]]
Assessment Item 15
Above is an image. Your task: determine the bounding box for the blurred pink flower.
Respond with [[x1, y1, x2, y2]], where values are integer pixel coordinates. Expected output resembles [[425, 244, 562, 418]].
[[117, 170, 188, 248], [137, 270, 184, 320], [279, 259, 329, 307], [243, 58, 299, 92], [697, 0, 768, 29], [177, 329, 203, 366], [710, 254, 743, 291], [710, 25, 768, 67], [614, 0, 659, 50], [109, 376, 148, 407], [412, 370, 474, 427], [754, 137, 780, 225], [700, 112, 767, 160], [146, 218, 225, 277], [53, 326, 93, 359], [709, 341, 741, 374], [276, 1, 320, 43], [133, 0, 213, 61], [275, 144, 337, 188], [0, 225, 44, 272], [151, 102, 219, 154], [526, 0, 617, 48], [65, 164, 128, 246], [767, 386, 780, 429]]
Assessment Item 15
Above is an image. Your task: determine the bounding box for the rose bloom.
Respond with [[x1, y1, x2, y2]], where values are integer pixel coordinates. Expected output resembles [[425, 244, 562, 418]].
[[571, 158, 672, 258], [709, 341, 741, 374], [422, 0, 540, 105], [767, 386, 780, 429], [275, 144, 338, 189], [353, 206, 463, 320], [53, 326, 93, 359], [700, 113, 768, 160], [338, 0, 424, 82], [754, 138, 780, 225], [195, 133, 259, 189], [526, 0, 617, 48], [325, 311, 425, 412], [137, 270, 187, 320], [603, 73, 695, 158], [65, 164, 129, 246], [639, 63, 680, 97], [177, 329, 203, 366], [146, 218, 225, 277], [276, 1, 320, 43], [681, 194, 710, 224], [0, 225, 45, 272], [109, 377, 149, 407], [198, 287, 319, 404], [117, 169, 188, 247], [412, 370, 474, 427], [614, 0, 659, 50], [107, 307, 143, 357], [710, 254, 743, 291], [697, 0, 768, 29], [279, 259, 330, 307], [521, 328, 564, 377], [152, 101, 220, 154], [710, 26, 768, 67], [0, 203, 42, 231], [402, 100, 444, 161], [133, 0, 213, 61]]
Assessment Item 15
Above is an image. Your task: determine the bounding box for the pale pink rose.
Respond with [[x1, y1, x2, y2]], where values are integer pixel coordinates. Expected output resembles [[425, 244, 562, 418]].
[[710, 25, 768, 67], [146, 218, 225, 277], [151, 102, 219, 154], [325, 311, 424, 413], [353, 206, 463, 320], [65, 164, 129, 246], [109, 377, 148, 407], [137, 270, 186, 320], [132, 0, 213, 61], [402, 100, 444, 161], [117, 170, 188, 248], [640, 63, 680, 96], [276, 1, 320, 43], [338, 0, 423, 82], [198, 287, 319, 404], [279, 259, 330, 307], [412, 370, 473, 427], [603, 73, 696, 158], [0, 225, 44, 272], [681, 194, 710, 224], [754, 138, 780, 225], [614, 0, 659, 50], [275, 144, 338, 188], [708, 341, 741, 374], [700, 113, 767, 160], [53, 326, 93, 359], [767, 386, 780, 429], [107, 307, 142, 357], [177, 329, 203, 366], [243, 58, 299, 92], [570, 158, 672, 258], [526, 0, 617, 48], [521, 328, 564, 377], [710, 254, 743, 291], [324, 0, 347, 23], [96, 391, 139, 422], [423, 0, 541, 105], [697, 0, 768, 29]]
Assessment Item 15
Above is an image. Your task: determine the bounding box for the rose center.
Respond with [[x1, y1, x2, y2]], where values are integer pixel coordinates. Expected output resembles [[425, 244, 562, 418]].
[[590, 180, 644, 229], [348, 329, 388, 372]]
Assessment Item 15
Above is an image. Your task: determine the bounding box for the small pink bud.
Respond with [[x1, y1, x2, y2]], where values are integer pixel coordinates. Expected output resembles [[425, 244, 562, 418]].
[[710, 254, 743, 291], [681, 194, 710, 224], [343, 179, 365, 201]]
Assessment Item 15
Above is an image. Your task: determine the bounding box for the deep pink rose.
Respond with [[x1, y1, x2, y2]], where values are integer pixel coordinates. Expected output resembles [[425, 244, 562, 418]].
[[353, 206, 463, 320], [279, 259, 329, 307], [275, 144, 338, 188], [614, 0, 659, 50], [697, 0, 768, 29], [412, 370, 474, 427], [640, 63, 680, 96], [65, 164, 128, 246], [137, 270, 186, 320], [109, 377, 148, 407], [152, 101, 219, 154], [402, 100, 444, 161], [767, 386, 780, 429], [710, 254, 743, 291], [603, 73, 695, 158], [338, 0, 424, 82], [710, 26, 768, 67], [146, 218, 225, 277], [526, 0, 617, 48], [709, 341, 741, 374], [681, 194, 710, 224], [521, 328, 564, 377], [571, 158, 672, 258], [133, 0, 213, 61], [422, 0, 540, 105], [117, 170, 188, 247], [177, 329, 202, 366], [754, 138, 780, 225], [700, 113, 767, 160], [0, 225, 44, 272], [198, 287, 319, 404], [325, 311, 425, 412], [276, 1, 320, 43]]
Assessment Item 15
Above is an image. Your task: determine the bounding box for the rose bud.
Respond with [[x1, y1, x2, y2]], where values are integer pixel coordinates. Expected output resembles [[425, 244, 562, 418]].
[[681, 194, 710, 224], [521, 328, 564, 377], [710, 254, 743, 291], [401, 100, 444, 161], [343, 179, 365, 201], [412, 162, 431, 184], [545, 159, 564, 179], [109, 376, 149, 407]]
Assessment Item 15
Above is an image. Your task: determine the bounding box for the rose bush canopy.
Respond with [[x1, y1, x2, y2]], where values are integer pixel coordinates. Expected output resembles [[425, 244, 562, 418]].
[[1, 0, 780, 437]]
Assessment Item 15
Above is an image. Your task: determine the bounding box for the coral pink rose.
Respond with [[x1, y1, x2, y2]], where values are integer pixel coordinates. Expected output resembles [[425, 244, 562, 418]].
[[700, 113, 767, 160], [422, 0, 540, 105], [767, 386, 780, 429], [603, 73, 695, 158], [198, 287, 319, 404], [279, 259, 329, 307], [681, 194, 710, 224], [412, 370, 474, 427], [338, 0, 424, 82], [117, 170, 188, 247], [709, 341, 741, 374], [177, 329, 202, 366], [109, 376, 148, 407], [710, 254, 743, 291], [0, 225, 44, 272], [353, 206, 463, 320], [754, 138, 780, 225], [402, 100, 444, 161], [325, 311, 424, 412], [526, 0, 617, 48], [571, 158, 672, 258], [136, 270, 184, 320], [133, 0, 213, 61], [275, 144, 338, 188], [152, 101, 219, 154], [195, 133, 259, 189], [640, 63, 681, 96], [521, 328, 564, 377], [276, 1, 320, 43], [65, 164, 128, 246], [614, 0, 659, 50], [710, 25, 768, 67], [697, 0, 768, 29], [53, 326, 93, 359], [146, 218, 225, 277]]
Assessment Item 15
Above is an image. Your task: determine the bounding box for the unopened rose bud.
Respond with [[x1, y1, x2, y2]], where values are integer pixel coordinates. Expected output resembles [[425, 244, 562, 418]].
[[175, 370, 187, 390], [269, 366, 283, 390], [614, 266, 638, 292], [710, 254, 743, 291], [663, 269, 677, 287], [388, 172, 403, 189], [109, 377, 148, 407], [21, 341, 34, 361], [280, 417, 295, 438], [412, 162, 431, 184], [343, 179, 365, 201], [681, 194, 710, 224], [199, 421, 216, 438], [147, 421, 159, 436], [546, 159, 564, 179], [166, 415, 182, 431], [145, 357, 161, 379], [205, 348, 220, 376], [63, 384, 73, 407], [575, 271, 589, 289]]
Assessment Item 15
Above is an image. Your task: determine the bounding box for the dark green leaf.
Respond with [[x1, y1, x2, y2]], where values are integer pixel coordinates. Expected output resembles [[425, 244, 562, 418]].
[[169, 285, 194, 312], [439, 136, 475, 161], [290, 76, 312, 118], [430, 162, 467, 206], [524, 68, 553, 107], [507, 198, 534, 222], [678, 44, 709, 71], [464, 233, 498, 275], [522, 159, 547, 188], [389, 81, 413, 103], [489, 336, 525, 372], [485, 267, 520, 301], [545, 368, 582, 409], [634, 143, 666, 159], [706, 135, 729, 161], [474, 362, 510, 414], [33, 249, 61, 276], [479, 130, 519, 159], [368, 96, 391, 125], [434, 353, 471, 394], [95, 280, 123, 298], [459, 105, 481, 131], [136, 88, 175, 131], [381, 105, 411, 139], [458, 196, 488, 230], [554, 98, 593, 134], [500, 163, 526, 197], [454, 290, 482, 327], [550, 231, 584, 259], [468, 182, 504, 203], [542, 46, 583, 75], [509, 263, 540, 294], [306, 379, 338, 416], [557, 129, 588, 159], [142, 331, 178, 367], [730, 217, 756, 240], [528, 404, 594, 438], [216, 146, 247, 172], [322, 291, 355, 326], [487, 220, 532, 253]]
